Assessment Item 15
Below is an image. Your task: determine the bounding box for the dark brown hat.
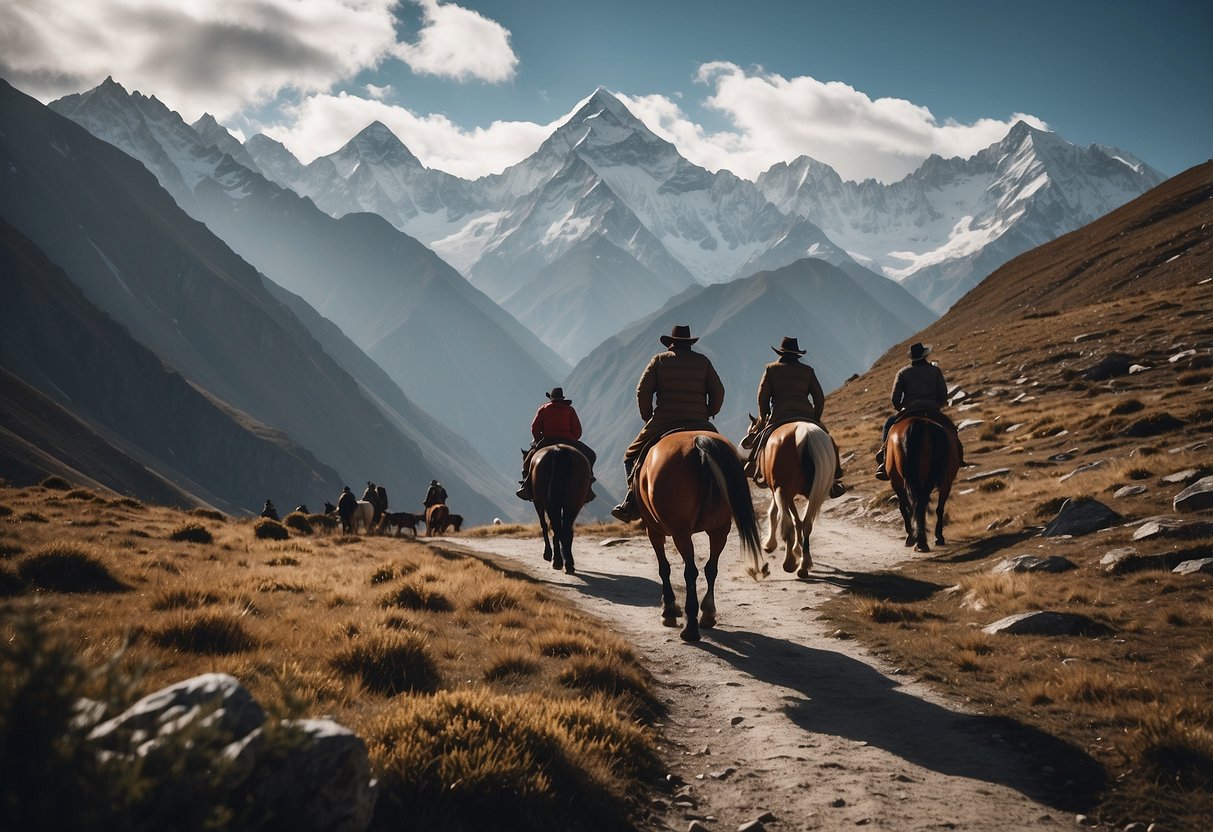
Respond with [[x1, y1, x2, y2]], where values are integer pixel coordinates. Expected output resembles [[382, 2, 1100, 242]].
[[772, 336, 806, 356], [909, 342, 933, 360], [660, 324, 699, 347], [545, 387, 570, 402]]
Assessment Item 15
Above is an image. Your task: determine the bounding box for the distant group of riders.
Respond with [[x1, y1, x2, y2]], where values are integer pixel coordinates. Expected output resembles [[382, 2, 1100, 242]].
[[514, 323, 964, 523], [260, 477, 457, 536]]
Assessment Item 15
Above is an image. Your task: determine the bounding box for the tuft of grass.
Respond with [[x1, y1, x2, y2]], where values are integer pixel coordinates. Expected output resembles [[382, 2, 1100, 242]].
[[253, 519, 289, 541], [65, 489, 98, 501], [556, 654, 657, 717], [111, 497, 144, 510], [1125, 717, 1213, 791], [150, 611, 257, 655], [0, 504, 11, 518], [190, 508, 226, 522], [365, 690, 660, 832], [40, 476, 72, 491], [537, 633, 597, 658], [17, 511, 48, 523], [168, 523, 213, 544], [483, 649, 542, 682], [1110, 398, 1145, 416], [0, 564, 23, 596], [329, 632, 441, 695], [281, 512, 313, 535], [150, 588, 222, 611], [17, 545, 127, 593], [380, 580, 454, 613], [856, 598, 924, 623], [471, 588, 523, 614], [264, 555, 300, 567]]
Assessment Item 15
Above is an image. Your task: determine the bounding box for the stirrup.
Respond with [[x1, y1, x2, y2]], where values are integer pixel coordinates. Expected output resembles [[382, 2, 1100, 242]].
[[874, 466, 889, 481], [830, 481, 846, 498]]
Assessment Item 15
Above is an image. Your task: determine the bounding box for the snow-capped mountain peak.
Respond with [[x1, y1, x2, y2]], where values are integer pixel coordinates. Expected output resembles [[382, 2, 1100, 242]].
[[335, 120, 423, 171]]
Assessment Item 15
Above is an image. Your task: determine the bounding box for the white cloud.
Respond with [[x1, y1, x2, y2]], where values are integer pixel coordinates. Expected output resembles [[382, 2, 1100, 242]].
[[263, 92, 555, 178], [394, 0, 518, 83], [365, 83, 394, 100], [625, 62, 1047, 182]]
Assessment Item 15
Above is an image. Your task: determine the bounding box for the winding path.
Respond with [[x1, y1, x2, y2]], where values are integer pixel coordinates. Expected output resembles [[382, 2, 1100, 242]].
[[444, 501, 1077, 831]]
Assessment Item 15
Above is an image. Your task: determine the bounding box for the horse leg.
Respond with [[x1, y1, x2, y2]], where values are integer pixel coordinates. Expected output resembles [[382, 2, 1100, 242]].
[[798, 498, 814, 578], [560, 508, 575, 575], [699, 526, 728, 631], [648, 529, 681, 627], [934, 482, 951, 547], [772, 489, 796, 573], [535, 501, 555, 564], [672, 533, 701, 642], [892, 481, 915, 547], [762, 493, 779, 553], [914, 490, 931, 553]]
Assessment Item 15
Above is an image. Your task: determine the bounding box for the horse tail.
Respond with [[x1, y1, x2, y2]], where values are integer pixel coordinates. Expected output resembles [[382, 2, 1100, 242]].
[[903, 420, 944, 513], [694, 435, 762, 576], [799, 423, 835, 520]]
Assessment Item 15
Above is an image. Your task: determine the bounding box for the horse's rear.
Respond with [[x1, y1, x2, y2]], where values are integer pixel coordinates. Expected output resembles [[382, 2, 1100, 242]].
[[530, 444, 592, 574], [425, 503, 449, 537], [637, 431, 762, 642], [758, 422, 835, 576], [886, 417, 960, 552]]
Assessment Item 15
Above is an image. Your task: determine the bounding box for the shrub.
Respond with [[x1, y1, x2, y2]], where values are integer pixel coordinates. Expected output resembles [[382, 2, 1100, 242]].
[[40, 476, 72, 491], [265, 556, 300, 567], [556, 654, 656, 714], [471, 588, 522, 614], [1123, 413, 1185, 438], [484, 650, 541, 682], [65, 489, 97, 501], [281, 512, 313, 535], [168, 523, 213, 544], [111, 497, 144, 510], [1110, 398, 1145, 416], [538, 634, 597, 658], [151, 612, 257, 655], [17, 546, 126, 593], [329, 632, 441, 695], [190, 508, 226, 522], [17, 512, 48, 524], [380, 580, 454, 613], [253, 519, 289, 541]]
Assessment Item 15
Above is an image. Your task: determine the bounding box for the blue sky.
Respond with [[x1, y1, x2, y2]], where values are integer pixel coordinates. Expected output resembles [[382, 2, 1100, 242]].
[[2, 0, 1209, 181]]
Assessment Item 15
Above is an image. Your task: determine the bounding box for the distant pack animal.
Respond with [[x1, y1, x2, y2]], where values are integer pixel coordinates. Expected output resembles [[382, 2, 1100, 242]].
[[446, 514, 464, 532], [293, 504, 309, 515], [350, 500, 376, 534], [381, 511, 424, 537], [324, 501, 337, 514]]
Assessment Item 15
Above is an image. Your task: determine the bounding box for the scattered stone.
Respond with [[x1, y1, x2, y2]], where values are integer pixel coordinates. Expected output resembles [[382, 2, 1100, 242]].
[[1004, 423, 1024, 433], [730, 716, 745, 726], [1042, 498, 1122, 538], [757, 812, 777, 824], [966, 468, 1011, 482], [983, 611, 1111, 637], [1174, 476, 1213, 512], [738, 821, 762, 832], [1124, 824, 1147, 832], [689, 821, 712, 832], [1048, 452, 1075, 462], [1133, 516, 1213, 541], [957, 419, 985, 431], [599, 538, 633, 547], [710, 767, 737, 780], [1128, 364, 1150, 374], [1059, 460, 1108, 482], [1076, 814, 1097, 827], [1113, 485, 1147, 499], [993, 555, 1077, 574], [1081, 352, 1133, 380], [1168, 349, 1197, 363], [1173, 558, 1213, 575], [1161, 468, 1200, 485], [830, 798, 847, 808], [1100, 548, 1137, 572]]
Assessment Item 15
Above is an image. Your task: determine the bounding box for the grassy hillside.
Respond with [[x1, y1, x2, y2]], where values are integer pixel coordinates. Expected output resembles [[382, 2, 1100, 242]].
[[0, 479, 664, 831], [820, 162, 1213, 830]]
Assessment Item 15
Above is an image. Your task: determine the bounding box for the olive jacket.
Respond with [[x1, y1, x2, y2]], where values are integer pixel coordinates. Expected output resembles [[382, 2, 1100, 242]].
[[636, 348, 725, 423], [891, 361, 948, 411], [757, 358, 825, 423]]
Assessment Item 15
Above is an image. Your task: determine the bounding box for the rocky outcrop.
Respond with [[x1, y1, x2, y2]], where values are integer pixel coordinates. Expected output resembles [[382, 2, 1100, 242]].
[[1041, 498, 1122, 538]]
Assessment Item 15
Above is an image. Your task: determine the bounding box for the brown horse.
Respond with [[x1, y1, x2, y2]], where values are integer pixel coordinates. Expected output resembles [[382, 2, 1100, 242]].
[[381, 511, 423, 537], [885, 416, 960, 552], [425, 503, 450, 537], [636, 430, 763, 642], [743, 417, 836, 577], [528, 444, 592, 573]]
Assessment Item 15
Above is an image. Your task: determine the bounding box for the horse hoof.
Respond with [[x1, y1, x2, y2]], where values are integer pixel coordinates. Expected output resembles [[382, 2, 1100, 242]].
[[543, 551, 552, 562], [552, 558, 563, 570], [699, 615, 716, 630], [915, 543, 931, 553], [564, 564, 575, 575], [935, 537, 946, 546], [782, 559, 796, 573], [680, 628, 700, 642], [762, 542, 777, 553], [662, 615, 680, 628], [904, 537, 915, 547]]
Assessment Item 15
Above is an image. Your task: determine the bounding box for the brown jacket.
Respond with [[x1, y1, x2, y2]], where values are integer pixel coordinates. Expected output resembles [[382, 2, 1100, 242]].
[[892, 361, 947, 411], [757, 358, 824, 423], [636, 347, 725, 423]]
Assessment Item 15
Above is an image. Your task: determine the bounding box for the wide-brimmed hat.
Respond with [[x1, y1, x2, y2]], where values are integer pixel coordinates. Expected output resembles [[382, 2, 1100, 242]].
[[772, 336, 806, 356], [909, 342, 933, 360], [545, 387, 570, 402], [660, 324, 699, 347]]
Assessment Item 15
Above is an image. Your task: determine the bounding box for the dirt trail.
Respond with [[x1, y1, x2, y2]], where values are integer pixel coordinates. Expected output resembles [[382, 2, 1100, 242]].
[[442, 504, 1074, 832]]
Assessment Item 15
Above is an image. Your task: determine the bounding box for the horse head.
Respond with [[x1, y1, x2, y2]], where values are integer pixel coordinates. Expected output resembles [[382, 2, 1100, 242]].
[[740, 413, 762, 449]]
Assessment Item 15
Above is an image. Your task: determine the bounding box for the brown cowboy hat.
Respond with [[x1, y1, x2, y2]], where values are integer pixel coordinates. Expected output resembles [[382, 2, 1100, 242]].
[[909, 342, 933, 360], [772, 336, 806, 356], [545, 387, 570, 402], [660, 324, 699, 347]]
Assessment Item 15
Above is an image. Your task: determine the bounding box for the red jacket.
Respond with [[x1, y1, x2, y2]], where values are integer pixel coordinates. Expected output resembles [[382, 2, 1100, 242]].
[[531, 401, 582, 442]]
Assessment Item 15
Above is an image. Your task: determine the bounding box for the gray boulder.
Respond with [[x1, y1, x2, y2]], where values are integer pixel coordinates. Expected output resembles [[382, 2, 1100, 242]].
[[1161, 468, 1202, 485], [966, 468, 1011, 482], [1081, 353, 1133, 381], [1133, 516, 1213, 541], [1113, 485, 1147, 499], [993, 555, 1077, 574], [1174, 475, 1213, 513], [1042, 498, 1122, 538], [1173, 558, 1213, 575], [87, 672, 265, 755], [983, 611, 1111, 637]]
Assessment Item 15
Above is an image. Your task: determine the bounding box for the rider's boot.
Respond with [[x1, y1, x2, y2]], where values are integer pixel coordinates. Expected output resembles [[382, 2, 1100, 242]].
[[610, 489, 635, 521], [515, 474, 533, 501], [874, 448, 889, 481]]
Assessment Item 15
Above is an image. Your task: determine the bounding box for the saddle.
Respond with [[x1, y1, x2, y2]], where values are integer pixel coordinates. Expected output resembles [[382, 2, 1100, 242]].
[[892, 408, 950, 431], [744, 417, 825, 485], [628, 421, 717, 491]]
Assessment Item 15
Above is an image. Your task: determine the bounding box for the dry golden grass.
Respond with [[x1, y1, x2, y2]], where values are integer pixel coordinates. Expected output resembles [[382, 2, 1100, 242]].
[[0, 483, 663, 831]]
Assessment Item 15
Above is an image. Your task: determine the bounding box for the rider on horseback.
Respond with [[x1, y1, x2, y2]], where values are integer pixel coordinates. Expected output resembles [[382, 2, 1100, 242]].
[[875, 342, 965, 480], [423, 479, 447, 507], [517, 387, 597, 502], [611, 325, 725, 522], [743, 336, 846, 497]]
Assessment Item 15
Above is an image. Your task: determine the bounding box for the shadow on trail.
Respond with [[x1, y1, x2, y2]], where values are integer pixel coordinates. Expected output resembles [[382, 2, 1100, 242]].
[[697, 628, 1104, 814], [561, 569, 663, 608], [806, 562, 944, 602]]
